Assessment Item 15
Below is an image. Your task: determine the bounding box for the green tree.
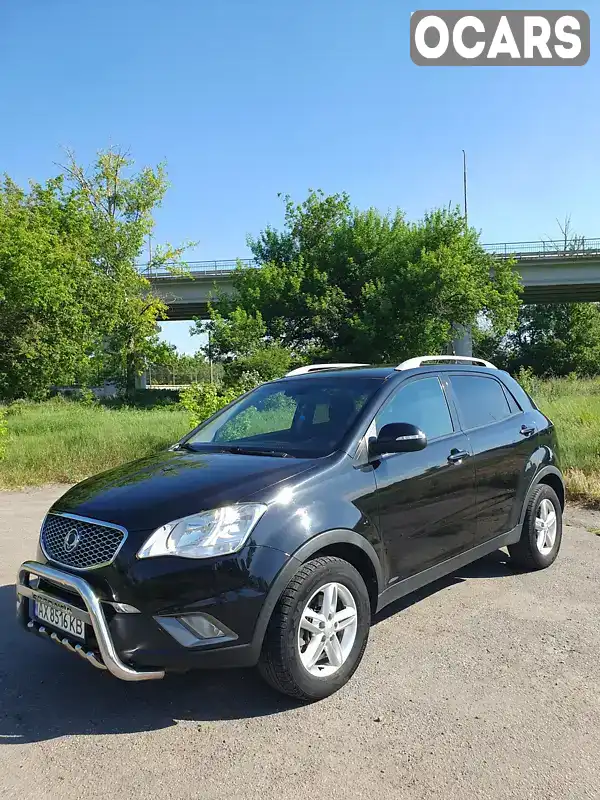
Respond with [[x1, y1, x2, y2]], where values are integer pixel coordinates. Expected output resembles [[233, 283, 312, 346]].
[[0, 149, 191, 401], [193, 308, 293, 386], [204, 191, 521, 366], [503, 303, 600, 376], [220, 345, 292, 387], [0, 175, 103, 400], [62, 148, 191, 397]]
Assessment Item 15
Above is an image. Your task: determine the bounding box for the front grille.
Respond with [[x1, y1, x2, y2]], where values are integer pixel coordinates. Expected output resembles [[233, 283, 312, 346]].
[[40, 514, 127, 570]]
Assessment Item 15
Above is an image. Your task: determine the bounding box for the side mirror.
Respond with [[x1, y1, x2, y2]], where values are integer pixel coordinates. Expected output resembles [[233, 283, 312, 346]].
[[369, 422, 427, 458]]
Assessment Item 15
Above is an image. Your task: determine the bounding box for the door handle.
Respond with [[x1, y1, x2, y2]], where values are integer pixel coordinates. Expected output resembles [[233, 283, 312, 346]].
[[520, 424, 536, 437], [448, 449, 469, 464]]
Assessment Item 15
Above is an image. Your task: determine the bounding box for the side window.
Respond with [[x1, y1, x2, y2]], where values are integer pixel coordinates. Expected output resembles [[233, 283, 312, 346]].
[[374, 377, 454, 441], [502, 385, 522, 414], [450, 375, 512, 430]]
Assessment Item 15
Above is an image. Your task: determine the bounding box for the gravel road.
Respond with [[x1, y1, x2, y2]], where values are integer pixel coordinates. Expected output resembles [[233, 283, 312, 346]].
[[1, 486, 600, 800]]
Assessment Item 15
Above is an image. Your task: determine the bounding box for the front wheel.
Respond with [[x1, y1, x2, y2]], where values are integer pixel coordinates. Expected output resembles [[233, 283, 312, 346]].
[[258, 556, 371, 701], [509, 484, 563, 571]]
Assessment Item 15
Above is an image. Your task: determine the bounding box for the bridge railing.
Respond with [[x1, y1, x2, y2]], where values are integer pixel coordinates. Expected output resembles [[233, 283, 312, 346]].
[[139, 237, 600, 276], [482, 237, 600, 260], [140, 258, 255, 278]]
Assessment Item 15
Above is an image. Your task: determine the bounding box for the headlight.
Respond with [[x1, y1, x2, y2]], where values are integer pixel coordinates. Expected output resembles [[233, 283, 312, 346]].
[[137, 504, 267, 560]]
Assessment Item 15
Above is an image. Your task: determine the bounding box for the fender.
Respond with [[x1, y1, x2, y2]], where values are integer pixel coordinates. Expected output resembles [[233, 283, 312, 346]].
[[519, 465, 565, 526], [250, 529, 384, 655]]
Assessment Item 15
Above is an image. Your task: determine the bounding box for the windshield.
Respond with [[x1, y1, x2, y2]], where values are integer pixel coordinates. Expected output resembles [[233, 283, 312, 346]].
[[184, 377, 383, 458]]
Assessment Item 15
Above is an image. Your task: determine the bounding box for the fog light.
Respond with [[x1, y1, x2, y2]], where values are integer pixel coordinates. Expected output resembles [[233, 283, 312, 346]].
[[155, 614, 237, 647], [181, 614, 226, 640]]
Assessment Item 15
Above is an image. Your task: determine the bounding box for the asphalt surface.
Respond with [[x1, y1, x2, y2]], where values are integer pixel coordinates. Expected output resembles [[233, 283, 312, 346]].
[[1, 486, 600, 800]]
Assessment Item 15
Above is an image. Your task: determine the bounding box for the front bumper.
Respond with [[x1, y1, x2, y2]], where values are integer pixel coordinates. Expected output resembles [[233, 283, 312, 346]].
[[17, 548, 291, 679], [17, 561, 165, 681]]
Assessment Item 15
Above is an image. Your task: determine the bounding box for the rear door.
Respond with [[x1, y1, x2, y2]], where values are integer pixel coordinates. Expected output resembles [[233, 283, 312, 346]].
[[446, 372, 535, 546], [370, 374, 478, 582]]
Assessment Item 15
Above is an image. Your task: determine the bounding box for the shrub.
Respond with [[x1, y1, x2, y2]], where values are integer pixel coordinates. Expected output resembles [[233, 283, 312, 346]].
[[5, 398, 30, 417], [102, 388, 181, 410], [515, 366, 538, 397], [179, 366, 268, 428], [79, 387, 97, 406], [234, 370, 263, 393], [179, 383, 239, 427]]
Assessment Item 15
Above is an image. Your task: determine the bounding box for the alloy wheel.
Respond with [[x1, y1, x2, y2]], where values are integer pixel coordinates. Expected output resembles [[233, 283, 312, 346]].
[[297, 582, 358, 677], [535, 498, 558, 556]]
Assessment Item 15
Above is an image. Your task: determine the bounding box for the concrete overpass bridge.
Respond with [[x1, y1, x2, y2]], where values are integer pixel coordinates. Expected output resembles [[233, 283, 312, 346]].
[[146, 237, 600, 321]]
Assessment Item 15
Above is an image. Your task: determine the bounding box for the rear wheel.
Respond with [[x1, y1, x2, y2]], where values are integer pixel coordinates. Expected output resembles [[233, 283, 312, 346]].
[[258, 556, 371, 701], [509, 484, 563, 570]]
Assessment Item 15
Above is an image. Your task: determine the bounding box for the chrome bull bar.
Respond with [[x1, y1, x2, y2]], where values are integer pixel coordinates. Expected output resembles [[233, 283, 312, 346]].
[[17, 560, 164, 682], [26, 618, 108, 670]]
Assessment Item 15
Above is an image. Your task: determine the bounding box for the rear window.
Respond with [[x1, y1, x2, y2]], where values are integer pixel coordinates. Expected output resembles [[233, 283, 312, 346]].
[[450, 375, 515, 430]]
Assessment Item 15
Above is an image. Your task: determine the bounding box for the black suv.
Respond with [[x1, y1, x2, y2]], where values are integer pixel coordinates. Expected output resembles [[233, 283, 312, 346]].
[[16, 356, 564, 701]]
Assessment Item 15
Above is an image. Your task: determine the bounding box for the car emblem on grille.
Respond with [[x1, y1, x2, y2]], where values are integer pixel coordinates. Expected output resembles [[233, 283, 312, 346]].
[[64, 528, 80, 553]]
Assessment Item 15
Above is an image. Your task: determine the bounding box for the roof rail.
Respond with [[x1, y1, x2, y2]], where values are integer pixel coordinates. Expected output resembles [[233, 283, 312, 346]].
[[285, 363, 369, 377], [395, 355, 497, 371]]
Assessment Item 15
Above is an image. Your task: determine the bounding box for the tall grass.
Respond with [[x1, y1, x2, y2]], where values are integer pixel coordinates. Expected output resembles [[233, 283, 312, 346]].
[[0, 398, 190, 488], [0, 380, 599, 503], [529, 377, 600, 503]]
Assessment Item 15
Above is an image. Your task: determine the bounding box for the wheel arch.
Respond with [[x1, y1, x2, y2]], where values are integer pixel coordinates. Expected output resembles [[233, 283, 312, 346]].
[[520, 466, 565, 525], [537, 470, 565, 510], [251, 530, 384, 654], [307, 542, 380, 614]]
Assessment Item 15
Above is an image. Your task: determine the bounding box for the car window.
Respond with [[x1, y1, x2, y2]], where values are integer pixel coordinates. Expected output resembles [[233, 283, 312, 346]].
[[450, 375, 513, 429], [215, 391, 297, 441], [502, 385, 522, 414], [374, 377, 453, 441], [186, 377, 384, 457]]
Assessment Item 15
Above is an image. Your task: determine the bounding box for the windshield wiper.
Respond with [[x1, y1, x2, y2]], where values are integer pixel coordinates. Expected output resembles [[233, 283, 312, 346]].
[[221, 446, 293, 458], [173, 442, 293, 457], [172, 442, 197, 452]]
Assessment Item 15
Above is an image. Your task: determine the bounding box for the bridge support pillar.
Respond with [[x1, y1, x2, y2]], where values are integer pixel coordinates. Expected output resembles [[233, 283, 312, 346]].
[[135, 371, 148, 390], [448, 324, 473, 358]]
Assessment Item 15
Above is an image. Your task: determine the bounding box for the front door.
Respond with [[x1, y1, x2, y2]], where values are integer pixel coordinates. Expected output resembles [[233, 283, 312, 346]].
[[371, 375, 477, 584]]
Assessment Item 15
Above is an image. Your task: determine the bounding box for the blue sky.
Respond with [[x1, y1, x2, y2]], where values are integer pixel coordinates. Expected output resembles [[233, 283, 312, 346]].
[[2, 1, 597, 353]]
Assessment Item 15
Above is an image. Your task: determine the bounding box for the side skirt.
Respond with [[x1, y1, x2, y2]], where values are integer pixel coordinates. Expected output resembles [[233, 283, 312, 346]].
[[375, 525, 522, 613]]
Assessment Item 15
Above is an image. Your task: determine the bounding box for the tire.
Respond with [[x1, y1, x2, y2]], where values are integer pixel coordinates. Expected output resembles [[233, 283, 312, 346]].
[[508, 484, 563, 571], [258, 556, 371, 701]]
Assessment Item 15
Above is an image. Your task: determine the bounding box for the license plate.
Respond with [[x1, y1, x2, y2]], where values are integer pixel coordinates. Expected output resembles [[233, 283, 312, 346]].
[[33, 595, 85, 641]]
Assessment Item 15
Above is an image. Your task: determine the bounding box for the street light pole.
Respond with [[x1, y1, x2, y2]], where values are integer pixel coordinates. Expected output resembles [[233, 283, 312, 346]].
[[450, 150, 473, 358], [462, 149, 468, 227], [147, 234, 153, 276]]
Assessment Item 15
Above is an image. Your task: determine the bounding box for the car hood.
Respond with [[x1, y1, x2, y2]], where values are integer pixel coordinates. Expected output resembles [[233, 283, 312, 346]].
[[52, 449, 319, 532]]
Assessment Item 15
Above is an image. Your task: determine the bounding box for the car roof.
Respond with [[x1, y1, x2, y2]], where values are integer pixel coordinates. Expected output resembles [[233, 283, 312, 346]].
[[274, 363, 504, 384], [276, 366, 396, 381]]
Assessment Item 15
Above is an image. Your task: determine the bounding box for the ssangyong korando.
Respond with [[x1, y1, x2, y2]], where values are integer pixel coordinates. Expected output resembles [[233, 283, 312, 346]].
[[17, 356, 564, 701]]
